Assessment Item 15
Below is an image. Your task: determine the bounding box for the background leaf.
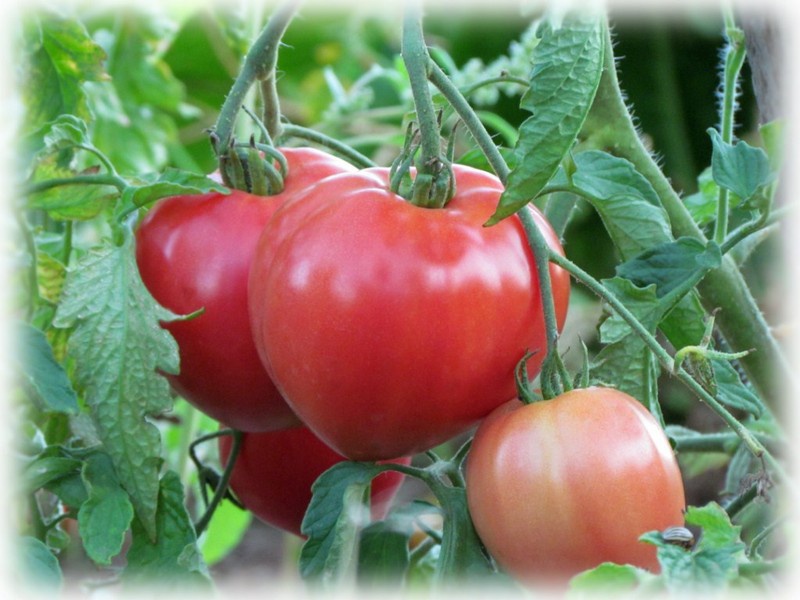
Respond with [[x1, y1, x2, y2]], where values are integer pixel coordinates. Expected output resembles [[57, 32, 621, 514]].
[[52, 232, 180, 540], [19, 537, 63, 590], [17, 322, 79, 413], [200, 499, 252, 566]]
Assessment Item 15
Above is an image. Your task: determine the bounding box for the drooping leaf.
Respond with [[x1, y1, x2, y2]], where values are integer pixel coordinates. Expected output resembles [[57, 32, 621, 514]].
[[16, 322, 79, 413], [78, 452, 135, 565], [708, 128, 774, 204], [19, 536, 63, 590], [52, 232, 180, 540], [300, 461, 389, 583], [570, 151, 671, 257], [712, 359, 764, 418], [616, 238, 722, 299], [36, 251, 67, 305], [119, 168, 229, 214], [488, 14, 604, 224], [124, 471, 210, 588], [20, 14, 107, 137]]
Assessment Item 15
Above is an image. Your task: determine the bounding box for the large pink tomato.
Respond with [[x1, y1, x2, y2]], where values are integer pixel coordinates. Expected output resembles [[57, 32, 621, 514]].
[[135, 147, 355, 431], [219, 426, 410, 537], [466, 387, 687, 585], [248, 164, 569, 459]]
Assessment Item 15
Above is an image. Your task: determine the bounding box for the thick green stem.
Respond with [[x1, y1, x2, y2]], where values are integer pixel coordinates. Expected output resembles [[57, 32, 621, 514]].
[[714, 13, 747, 244], [214, 0, 300, 151], [589, 23, 789, 405], [25, 174, 127, 195], [402, 5, 451, 208], [673, 431, 777, 454]]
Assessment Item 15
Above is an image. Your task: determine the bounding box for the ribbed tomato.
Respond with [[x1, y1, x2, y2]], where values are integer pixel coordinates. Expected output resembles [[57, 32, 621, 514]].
[[466, 387, 686, 584], [248, 164, 569, 459], [135, 148, 355, 431]]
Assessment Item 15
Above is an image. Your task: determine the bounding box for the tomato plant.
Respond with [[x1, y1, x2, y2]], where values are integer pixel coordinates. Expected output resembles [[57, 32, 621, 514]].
[[248, 164, 569, 460], [465, 388, 687, 583], [218, 427, 410, 537], [135, 147, 355, 431]]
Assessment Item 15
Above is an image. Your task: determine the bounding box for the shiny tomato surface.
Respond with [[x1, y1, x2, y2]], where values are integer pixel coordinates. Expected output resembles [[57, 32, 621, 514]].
[[466, 387, 686, 584], [136, 147, 355, 431], [248, 164, 569, 459], [218, 426, 410, 537]]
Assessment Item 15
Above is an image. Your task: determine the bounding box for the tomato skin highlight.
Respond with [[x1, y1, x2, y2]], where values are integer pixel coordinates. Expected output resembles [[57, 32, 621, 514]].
[[465, 387, 686, 584], [248, 164, 569, 460], [135, 147, 355, 431], [218, 426, 410, 537]]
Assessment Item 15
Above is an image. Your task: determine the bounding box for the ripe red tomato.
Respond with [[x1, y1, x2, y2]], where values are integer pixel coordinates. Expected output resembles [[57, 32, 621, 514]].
[[248, 164, 569, 460], [135, 148, 355, 431], [465, 387, 686, 584], [218, 426, 410, 536]]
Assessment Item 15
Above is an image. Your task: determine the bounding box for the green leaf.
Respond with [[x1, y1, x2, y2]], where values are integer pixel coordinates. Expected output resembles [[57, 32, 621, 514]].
[[36, 251, 67, 305], [124, 471, 210, 588], [78, 452, 135, 565], [723, 444, 756, 498], [28, 155, 118, 220], [571, 151, 671, 258], [712, 359, 764, 417], [569, 562, 655, 593], [300, 461, 389, 582], [20, 14, 107, 136], [16, 322, 79, 413], [19, 536, 63, 589], [616, 238, 722, 299], [45, 471, 89, 509], [685, 503, 745, 552], [682, 167, 742, 227], [200, 499, 252, 566], [120, 168, 228, 213], [488, 14, 604, 224], [358, 520, 411, 585], [708, 129, 774, 203], [23, 455, 82, 493], [53, 232, 180, 540], [591, 278, 663, 406]]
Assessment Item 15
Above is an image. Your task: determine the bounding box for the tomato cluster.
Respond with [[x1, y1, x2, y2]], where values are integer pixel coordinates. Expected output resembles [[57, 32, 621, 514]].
[[136, 145, 685, 581]]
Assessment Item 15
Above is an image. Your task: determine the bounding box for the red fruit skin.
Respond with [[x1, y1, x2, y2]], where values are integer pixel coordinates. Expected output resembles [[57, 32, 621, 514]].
[[248, 164, 570, 459], [466, 388, 687, 585], [219, 426, 410, 537], [135, 147, 355, 431]]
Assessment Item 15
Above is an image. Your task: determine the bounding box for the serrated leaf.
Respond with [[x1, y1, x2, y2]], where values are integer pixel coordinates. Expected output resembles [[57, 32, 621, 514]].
[[124, 471, 210, 588], [78, 452, 135, 565], [708, 129, 774, 203], [200, 499, 252, 566], [21, 14, 107, 136], [19, 536, 63, 589], [17, 322, 79, 413], [300, 461, 388, 582], [488, 15, 604, 224], [712, 359, 764, 417], [685, 503, 746, 552], [616, 238, 722, 299], [123, 168, 228, 210], [52, 233, 180, 540], [42, 114, 92, 150]]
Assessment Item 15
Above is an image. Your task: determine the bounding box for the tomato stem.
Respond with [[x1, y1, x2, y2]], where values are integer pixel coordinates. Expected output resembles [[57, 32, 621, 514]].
[[714, 10, 747, 245], [401, 3, 453, 208], [279, 123, 377, 168], [193, 429, 244, 536], [212, 0, 299, 174]]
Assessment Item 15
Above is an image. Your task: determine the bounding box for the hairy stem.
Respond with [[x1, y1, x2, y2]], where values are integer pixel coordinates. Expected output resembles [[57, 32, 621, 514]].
[[280, 123, 376, 168]]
